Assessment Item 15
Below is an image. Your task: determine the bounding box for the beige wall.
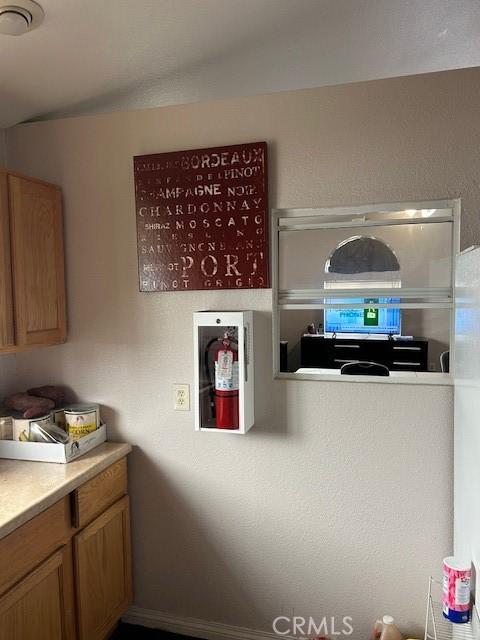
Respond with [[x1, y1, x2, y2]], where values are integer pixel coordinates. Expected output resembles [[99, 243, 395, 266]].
[[6, 67, 480, 637]]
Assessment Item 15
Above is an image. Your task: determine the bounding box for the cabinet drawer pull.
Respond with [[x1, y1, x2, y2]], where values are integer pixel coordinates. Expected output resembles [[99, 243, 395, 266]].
[[334, 344, 360, 349], [392, 361, 421, 366], [334, 358, 358, 364], [393, 346, 421, 351]]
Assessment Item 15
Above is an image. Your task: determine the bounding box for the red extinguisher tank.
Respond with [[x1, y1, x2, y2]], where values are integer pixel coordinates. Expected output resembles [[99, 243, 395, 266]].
[[214, 333, 239, 429]]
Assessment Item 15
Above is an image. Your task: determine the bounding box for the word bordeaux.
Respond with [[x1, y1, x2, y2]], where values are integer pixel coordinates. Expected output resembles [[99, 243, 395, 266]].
[[135, 145, 264, 173], [134, 142, 269, 292]]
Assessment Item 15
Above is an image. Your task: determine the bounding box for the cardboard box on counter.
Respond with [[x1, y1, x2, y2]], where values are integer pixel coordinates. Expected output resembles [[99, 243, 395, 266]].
[[0, 424, 107, 463]]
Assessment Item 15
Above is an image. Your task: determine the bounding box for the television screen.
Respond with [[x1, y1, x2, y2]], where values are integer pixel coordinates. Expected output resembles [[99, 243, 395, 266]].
[[324, 297, 401, 335]]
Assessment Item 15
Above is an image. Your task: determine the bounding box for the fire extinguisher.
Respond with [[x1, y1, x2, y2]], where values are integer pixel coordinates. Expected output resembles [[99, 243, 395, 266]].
[[206, 331, 239, 429]]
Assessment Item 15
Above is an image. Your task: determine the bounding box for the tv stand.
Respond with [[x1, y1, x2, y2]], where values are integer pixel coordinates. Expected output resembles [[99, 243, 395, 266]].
[[300, 335, 428, 371]]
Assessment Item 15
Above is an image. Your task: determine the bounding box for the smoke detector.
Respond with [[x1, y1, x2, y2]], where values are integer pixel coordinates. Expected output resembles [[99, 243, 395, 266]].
[[0, 1, 44, 36]]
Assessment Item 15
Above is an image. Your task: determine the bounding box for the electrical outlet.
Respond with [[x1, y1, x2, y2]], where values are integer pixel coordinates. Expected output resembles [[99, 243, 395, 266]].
[[174, 384, 190, 411]]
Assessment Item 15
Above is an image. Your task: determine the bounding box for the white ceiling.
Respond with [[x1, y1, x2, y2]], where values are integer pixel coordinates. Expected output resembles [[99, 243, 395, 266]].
[[1, 0, 480, 128]]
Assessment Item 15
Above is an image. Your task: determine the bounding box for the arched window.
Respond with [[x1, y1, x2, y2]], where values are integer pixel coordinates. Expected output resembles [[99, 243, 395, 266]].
[[323, 235, 401, 336], [324, 235, 401, 289]]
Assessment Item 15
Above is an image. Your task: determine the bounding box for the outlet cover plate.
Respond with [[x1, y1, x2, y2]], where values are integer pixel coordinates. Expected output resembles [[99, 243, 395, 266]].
[[174, 384, 190, 411]]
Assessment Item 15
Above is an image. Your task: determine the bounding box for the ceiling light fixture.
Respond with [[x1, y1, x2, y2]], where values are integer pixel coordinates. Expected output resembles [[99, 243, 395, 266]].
[[0, 0, 43, 36]]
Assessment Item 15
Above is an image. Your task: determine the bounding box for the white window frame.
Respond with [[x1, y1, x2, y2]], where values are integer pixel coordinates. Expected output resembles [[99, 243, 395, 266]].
[[272, 199, 461, 385]]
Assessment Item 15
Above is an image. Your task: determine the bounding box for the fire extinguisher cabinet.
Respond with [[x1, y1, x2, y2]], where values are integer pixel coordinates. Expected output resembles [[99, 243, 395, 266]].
[[193, 311, 254, 434]]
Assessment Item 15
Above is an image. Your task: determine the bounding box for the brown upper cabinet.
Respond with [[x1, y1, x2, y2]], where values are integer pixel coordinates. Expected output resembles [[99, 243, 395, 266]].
[[0, 168, 66, 351]]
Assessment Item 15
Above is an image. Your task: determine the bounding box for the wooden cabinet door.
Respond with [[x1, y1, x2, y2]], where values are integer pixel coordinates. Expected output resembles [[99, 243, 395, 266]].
[[0, 545, 76, 640], [0, 171, 14, 348], [74, 496, 132, 640], [8, 175, 66, 346]]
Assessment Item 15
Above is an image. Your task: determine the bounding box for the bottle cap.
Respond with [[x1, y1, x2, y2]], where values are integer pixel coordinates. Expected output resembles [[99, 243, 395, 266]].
[[383, 615, 394, 625], [443, 556, 471, 571]]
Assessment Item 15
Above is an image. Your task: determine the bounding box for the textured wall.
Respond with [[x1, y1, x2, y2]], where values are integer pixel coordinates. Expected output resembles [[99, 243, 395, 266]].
[[6, 67, 479, 637], [46, 1, 480, 123]]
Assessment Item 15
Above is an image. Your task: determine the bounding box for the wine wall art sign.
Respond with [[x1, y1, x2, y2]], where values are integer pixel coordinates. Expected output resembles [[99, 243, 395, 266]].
[[133, 142, 269, 292]]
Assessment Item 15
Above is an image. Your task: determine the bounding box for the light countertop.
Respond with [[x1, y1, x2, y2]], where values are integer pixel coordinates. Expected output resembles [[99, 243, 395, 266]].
[[294, 368, 452, 385], [0, 442, 131, 540]]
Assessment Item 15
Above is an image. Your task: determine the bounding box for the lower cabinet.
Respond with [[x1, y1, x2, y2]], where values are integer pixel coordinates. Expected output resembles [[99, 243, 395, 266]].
[[74, 497, 132, 640], [0, 545, 76, 640], [0, 457, 132, 640]]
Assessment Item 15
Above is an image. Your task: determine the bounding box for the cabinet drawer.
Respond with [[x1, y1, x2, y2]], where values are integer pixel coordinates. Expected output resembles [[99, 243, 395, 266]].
[[72, 458, 127, 528], [0, 497, 71, 596]]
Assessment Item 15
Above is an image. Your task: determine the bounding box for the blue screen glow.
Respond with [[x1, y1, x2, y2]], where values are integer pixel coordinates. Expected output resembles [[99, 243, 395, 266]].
[[324, 298, 401, 335]]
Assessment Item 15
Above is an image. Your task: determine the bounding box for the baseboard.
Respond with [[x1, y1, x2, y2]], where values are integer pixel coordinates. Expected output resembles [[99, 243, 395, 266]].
[[122, 606, 287, 640]]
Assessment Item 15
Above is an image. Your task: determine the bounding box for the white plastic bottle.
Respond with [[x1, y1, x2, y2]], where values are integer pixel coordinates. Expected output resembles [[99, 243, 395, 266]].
[[371, 615, 404, 640]]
